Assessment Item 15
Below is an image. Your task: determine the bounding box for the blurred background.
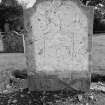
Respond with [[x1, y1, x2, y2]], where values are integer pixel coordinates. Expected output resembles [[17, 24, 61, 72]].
[[80, 0, 105, 74], [80, 0, 105, 33], [0, 0, 24, 53], [0, 0, 105, 53]]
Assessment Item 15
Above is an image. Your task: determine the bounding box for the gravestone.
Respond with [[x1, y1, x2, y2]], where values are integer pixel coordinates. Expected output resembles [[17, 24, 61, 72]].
[[24, 0, 93, 92], [0, 36, 3, 52]]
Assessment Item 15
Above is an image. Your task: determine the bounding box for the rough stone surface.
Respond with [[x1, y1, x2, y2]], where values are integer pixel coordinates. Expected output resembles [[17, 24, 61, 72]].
[[31, 0, 88, 73], [24, 0, 93, 91]]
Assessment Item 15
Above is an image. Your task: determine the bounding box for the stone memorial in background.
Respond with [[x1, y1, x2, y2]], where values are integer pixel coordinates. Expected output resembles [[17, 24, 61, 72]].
[[23, 0, 93, 92]]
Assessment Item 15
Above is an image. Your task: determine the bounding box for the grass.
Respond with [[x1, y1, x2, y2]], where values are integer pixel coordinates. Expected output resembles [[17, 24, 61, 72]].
[[0, 53, 26, 70]]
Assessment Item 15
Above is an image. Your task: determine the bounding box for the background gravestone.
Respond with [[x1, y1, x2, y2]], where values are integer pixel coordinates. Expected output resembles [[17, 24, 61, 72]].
[[24, 0, 93, 91]]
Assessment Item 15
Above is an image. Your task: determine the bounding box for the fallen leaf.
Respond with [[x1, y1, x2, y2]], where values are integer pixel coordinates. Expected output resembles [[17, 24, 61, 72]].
[[20, 94, 24, 98], [12, 99, 18, 103], [86, 103, 89, 105], [77, 95, 83, 102], [89, 95, 94, 100]]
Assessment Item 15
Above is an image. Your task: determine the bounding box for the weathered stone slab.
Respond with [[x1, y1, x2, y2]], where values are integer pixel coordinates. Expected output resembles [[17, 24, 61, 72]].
[[24, 0, 93, 91]]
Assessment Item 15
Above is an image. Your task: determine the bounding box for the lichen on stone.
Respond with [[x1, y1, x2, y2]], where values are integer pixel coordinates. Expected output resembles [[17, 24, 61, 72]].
[[30, 0, 89, 74]]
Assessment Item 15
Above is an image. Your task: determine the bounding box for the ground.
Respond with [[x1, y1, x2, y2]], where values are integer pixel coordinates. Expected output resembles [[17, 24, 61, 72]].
[[0, 88, 105, 105], [0, 53, 26, 70]]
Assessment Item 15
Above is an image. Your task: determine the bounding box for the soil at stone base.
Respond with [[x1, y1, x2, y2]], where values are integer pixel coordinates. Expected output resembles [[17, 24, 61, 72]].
[[0, 88, 105, 105]]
